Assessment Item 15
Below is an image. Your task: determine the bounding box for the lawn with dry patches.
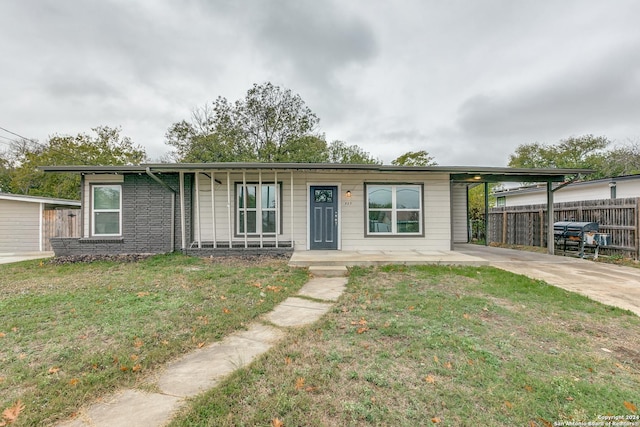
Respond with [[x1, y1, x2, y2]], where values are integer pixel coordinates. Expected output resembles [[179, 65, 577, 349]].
[[170, 265, 640, 427]]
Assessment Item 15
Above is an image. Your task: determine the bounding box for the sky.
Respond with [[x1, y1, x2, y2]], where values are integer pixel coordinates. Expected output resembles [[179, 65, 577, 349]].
[[2, 0, 640, 166]]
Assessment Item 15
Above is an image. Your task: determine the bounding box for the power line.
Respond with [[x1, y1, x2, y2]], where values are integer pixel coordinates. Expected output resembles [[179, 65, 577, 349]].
[[0, 126, 37, 143], [0, 125, 87, 164]]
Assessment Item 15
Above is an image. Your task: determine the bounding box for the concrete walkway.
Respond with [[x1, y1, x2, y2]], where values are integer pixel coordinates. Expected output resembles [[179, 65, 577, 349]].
[[456, 244, 640, 317], [57, 267, 348, 427], [0, 251, 54, 264]]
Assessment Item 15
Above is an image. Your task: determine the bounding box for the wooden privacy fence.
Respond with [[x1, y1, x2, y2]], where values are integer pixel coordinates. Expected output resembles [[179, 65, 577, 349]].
[[43, 209, 81, 251], [488, 197, 640, 259]]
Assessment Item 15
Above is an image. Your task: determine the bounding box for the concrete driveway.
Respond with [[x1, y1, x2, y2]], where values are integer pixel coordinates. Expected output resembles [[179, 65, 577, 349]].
[[0, 252, 54, 265], [455, 244, 640, 317]]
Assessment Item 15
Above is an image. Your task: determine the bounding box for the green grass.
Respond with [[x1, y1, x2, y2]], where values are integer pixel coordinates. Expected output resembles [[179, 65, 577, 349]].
[[0, 253, 308, 426], [169, 265, 640, 427]]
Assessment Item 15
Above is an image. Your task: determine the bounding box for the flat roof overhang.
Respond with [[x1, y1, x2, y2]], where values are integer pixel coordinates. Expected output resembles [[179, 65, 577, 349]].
[[38, 163, 594, 182]]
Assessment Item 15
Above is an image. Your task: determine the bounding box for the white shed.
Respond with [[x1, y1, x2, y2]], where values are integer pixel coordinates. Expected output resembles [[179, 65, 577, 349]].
[[0, 193, 80, 253]]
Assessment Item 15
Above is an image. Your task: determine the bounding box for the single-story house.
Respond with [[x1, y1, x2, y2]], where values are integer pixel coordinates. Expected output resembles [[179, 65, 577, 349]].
[[0, 193, 80, 252], [494, 174, 640, 207], [39, 163, 590, 257]]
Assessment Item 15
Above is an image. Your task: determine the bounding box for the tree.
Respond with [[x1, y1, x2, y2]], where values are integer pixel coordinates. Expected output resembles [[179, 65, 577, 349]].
[[166, 82, 324, 163], [508, 135, 610, 175], [391, 150, 437, 166], [6, 126, 146, 199], [326, 140, 380, 164], [601, 141, 640, 177]]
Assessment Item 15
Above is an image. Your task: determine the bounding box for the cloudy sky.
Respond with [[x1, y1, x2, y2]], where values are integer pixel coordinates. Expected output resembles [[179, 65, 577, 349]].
[[2, 0, 640, 166]]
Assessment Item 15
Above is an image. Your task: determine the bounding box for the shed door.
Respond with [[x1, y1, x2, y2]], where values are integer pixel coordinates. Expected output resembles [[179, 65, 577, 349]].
[[310, 186, 338, 250]]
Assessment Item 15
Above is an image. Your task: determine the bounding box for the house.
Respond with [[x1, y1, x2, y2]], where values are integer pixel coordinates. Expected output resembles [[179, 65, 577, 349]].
[[0, 193, 80, 253], [494, 174, 640, 207], [39, 163, 589, 257]]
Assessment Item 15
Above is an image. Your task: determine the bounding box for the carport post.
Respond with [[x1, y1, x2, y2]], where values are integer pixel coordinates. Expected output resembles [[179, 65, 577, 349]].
[[484, 182, 489, 246], [547, 181, 554, 255]]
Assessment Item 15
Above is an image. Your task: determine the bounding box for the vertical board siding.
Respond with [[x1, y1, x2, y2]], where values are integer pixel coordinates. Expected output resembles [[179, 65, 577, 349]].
[[489, 197, 639, 259], [42, 209, 81, 251]]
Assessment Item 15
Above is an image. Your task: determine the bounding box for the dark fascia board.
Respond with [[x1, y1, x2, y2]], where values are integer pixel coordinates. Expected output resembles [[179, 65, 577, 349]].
[[39, 162, 593, 180]]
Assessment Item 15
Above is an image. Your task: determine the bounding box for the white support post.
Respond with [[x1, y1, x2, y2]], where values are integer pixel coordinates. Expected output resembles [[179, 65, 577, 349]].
[[259, 170, 263, 248], [179, 172, 186, 250], [227, 171, 231, 249], [275, 170, 279, 248], [195, 172, 201, 248], [243, 170, 248, 249], [290, 171, 294, 249], [211, 172, 216, 248]]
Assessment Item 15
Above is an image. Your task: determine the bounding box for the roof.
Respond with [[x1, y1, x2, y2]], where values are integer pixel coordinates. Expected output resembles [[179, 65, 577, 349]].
[[38, 162, 594, 183], [0, 192, 80, 206], [494, 173, 640, 197]]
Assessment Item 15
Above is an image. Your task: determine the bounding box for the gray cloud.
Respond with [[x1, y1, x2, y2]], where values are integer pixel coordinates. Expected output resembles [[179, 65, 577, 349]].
[[2, 0, 640, 165]]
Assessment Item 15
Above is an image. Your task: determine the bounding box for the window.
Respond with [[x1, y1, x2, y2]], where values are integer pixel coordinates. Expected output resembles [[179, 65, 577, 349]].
[[92, 185, 121, 236], [496, 196, 506, 207], [366, 184, 422, 235], [237, 183, 280, 235]]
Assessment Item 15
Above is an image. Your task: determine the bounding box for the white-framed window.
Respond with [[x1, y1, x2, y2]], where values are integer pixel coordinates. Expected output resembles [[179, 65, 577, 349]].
[[92, 185, 122, 236], [236, 183, 280, 235], [496, 196, 506, 207], [366, 184, 422, 235]]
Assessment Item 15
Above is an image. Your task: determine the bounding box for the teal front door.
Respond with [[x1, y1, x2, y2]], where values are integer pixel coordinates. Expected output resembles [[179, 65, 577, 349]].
[[310, 186, 338, 250]]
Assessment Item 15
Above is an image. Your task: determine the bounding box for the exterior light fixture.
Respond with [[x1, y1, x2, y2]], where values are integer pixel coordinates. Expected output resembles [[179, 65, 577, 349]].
[[345, 190, 352, 198], [473, 175, 482, 180]]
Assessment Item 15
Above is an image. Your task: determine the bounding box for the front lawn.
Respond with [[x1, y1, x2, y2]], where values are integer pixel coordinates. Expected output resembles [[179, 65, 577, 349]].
[[0, 253, 308, 426], [170, 265, 640, 427]]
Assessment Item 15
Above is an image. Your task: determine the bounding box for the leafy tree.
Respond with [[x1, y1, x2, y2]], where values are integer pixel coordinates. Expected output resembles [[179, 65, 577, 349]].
[[166, 82, 382, 164], [391, 150, 437, 166], [7, 126, 146, 199], [508, 135, 610, 176], [167, 82, 324, 163], [507, 134, 640, 180], [601, 142, 640, 177], [326, 140, 380, 164]]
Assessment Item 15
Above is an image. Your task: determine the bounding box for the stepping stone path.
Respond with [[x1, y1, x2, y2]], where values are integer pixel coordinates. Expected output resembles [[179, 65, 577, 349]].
[[57, 268, 347, 427]]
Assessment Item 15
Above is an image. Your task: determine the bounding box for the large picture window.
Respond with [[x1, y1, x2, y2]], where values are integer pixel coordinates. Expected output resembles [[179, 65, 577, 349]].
[[237, 183, 280, 235], [92, 185, 122, 236], [366, 184, 422, 235]]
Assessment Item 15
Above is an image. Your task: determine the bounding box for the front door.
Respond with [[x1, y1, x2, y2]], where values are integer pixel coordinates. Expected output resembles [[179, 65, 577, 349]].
[[310, 185, 338, 250]]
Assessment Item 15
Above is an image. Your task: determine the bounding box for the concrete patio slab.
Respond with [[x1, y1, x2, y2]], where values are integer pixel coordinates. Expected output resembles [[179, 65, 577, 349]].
[[265, 297, 333, 327], [157, 323, 283, 397], [298, 277, 348, 302], [288, 249, 488, 267]]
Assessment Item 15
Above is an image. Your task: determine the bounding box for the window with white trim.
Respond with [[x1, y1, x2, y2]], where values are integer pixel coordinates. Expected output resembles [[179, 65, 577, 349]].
[[236, 183, 280, 235], [92, 185, 122, 236], [366, 184, 422, 235]]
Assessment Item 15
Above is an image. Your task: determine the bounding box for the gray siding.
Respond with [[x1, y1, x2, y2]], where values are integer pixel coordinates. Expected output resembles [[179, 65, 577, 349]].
[[0, 200, 40, 252]]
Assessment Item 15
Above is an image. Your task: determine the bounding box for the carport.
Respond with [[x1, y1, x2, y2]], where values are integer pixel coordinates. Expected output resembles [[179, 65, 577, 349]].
[[449, 167, 593, 254]]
